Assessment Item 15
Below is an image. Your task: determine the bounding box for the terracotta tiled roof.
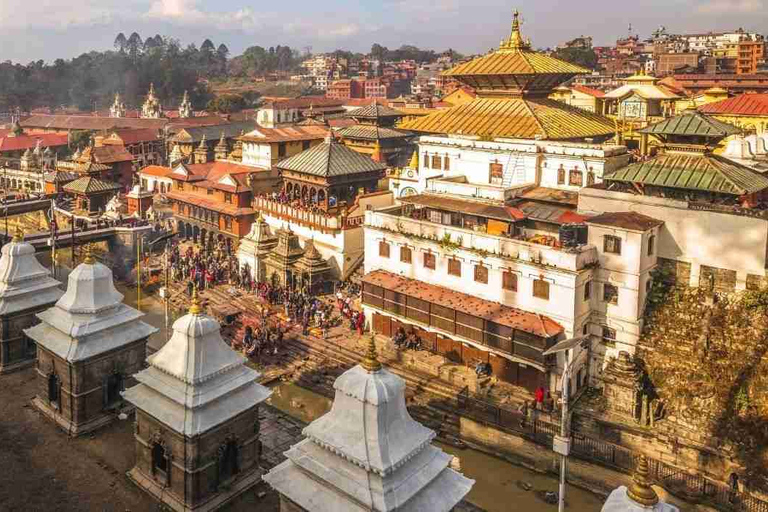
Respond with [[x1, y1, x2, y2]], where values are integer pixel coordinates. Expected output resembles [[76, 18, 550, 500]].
[[362, 270, 563, 338], [699, 94, 768, 116], [0, 133, 69, 152], [572, 85, 605, 98], [166, 191, 255, 217], [139, 165, 173, 178], [168, 121, 257, 144], [586, 211, 663, 231], [90, 145, 133, 164], [399, 97, 615, 140], [239, 125, 329, 144]]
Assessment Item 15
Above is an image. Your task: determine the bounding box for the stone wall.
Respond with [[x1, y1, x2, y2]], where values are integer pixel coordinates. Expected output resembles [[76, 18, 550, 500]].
[[133, 404, 261, 509], [0, 304, 53, 372]]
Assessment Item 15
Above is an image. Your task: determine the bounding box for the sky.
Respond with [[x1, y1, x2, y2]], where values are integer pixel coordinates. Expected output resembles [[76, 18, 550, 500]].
[[1, 0, 767, 63]]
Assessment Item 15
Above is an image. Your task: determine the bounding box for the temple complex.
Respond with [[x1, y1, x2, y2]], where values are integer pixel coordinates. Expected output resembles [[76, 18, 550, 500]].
[[263, 337, 474, 511], [122, 291, 271, 512], [0, 229, 63, 373], [27, 247, 158, 435]]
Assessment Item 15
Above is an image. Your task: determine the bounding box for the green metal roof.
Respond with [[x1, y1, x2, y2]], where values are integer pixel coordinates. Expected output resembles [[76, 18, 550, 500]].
[[63, 176, 119, 194], [639, 110, 741, 138], [335, 124, 412, 141], [276, 139, 387, 178], [604, 153, 768, 195], [346, 103, 405, 120]]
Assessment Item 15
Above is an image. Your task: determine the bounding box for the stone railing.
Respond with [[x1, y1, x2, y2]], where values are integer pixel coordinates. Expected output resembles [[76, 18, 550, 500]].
[[366, 209, 596, 272]]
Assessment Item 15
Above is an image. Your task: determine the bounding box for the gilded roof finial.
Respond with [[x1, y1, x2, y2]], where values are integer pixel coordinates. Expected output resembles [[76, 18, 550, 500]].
[[12, 226, 23, 243], [189, 285, 202, 315], [500, 9, 530, 51], [361, 334, 382, 373], [626, 455, 659, 507], [83, 244, 95, 265]]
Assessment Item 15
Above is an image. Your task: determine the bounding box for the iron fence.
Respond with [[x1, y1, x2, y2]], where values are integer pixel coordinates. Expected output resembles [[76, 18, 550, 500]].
[[457, 386, 768, 512]]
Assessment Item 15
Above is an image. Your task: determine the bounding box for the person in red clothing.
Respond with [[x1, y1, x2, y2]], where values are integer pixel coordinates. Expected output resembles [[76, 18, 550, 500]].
[[356, 310, 365, 335], [535, 386, 545, 410]]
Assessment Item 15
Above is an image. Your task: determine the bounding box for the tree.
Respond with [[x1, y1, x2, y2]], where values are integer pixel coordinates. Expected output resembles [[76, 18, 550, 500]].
[[206, 94, 246, 113], [114, 33, 127, 53], [126, 32, 144, 61], [552, 48, 598, 69], [201, 39, 215, 53]]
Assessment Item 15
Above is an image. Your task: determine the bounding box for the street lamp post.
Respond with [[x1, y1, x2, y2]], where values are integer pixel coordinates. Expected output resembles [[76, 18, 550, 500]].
[[544, 337, 590, 512]]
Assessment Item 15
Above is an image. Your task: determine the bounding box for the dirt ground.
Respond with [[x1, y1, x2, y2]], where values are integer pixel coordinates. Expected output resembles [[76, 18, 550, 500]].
[[0, 366, 281, 512]]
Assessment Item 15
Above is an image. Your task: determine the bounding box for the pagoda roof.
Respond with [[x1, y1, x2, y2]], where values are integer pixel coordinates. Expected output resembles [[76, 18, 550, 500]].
[[63, 176, 119, 195], [399, 97, 615, 140], [277, 137, 387, 177], [335, 124, 413, 141], [639, 110, 741, 138], [346, 103, 405, 120], [603, 152, 768, 195]]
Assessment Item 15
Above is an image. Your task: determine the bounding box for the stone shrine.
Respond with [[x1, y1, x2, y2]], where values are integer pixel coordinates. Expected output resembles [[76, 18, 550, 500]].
[[123, 291, 271, 512], [0, 229, 63, 373], [27, 247, 158, 435], [263, 337, 474, 511], [237, 212, 278, 283]]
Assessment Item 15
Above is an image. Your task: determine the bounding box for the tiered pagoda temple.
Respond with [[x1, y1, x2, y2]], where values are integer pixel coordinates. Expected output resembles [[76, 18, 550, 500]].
[[400, 11, 615, 141], [0, 229, 63, 373], [27, 248, 158, 435], [123, 291, 271, 512], [264, 337, 474, 511], [336, 103, 414, 165]]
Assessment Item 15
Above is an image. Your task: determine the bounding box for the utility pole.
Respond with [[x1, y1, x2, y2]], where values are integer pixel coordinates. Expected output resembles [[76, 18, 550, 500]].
[[136, 234, 142, 312], [71, 214, 75, 262], [49, 199, 57, 279]]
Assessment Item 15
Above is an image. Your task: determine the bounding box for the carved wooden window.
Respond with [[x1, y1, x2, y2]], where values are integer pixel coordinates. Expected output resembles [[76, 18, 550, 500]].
[[557, 166, 565, 185], [489, 163, 503, 184], [400, 246, 412, 264], [448, 258, 461, 277], [423, 252, 436, 270], [569, 169, 583, 186], [502, 271, 517, 291], [443, 156, 450, 171], [604, 283, 619, 305], [533, 279, 550, 300], [225, 192, 233, 204], [603, 235, 622, 255], [474, 265, 488, 284], [379, 241, 390, 258], [431, 155, 442, 169], [586, 170, 595, 186], [424, 154, 430, 169]]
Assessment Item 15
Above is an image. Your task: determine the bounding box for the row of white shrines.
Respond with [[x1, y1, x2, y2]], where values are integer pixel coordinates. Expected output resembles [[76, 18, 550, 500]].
[[0, 230, 674, 511]]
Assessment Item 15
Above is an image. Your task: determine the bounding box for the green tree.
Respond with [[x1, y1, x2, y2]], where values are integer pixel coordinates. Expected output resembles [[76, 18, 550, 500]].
[[552, 48, 598, 69]]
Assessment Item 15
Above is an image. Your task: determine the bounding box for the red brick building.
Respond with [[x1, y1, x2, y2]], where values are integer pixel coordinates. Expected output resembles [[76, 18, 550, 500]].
[[326, 79, 363, 100]]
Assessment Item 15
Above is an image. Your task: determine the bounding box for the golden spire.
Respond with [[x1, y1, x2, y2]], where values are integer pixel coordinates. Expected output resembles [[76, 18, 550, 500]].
[[188, 286, 203, 315], [500, 9, 530, 51], [12, 226, 23, 243], [408, 150, 419, 170], [627, 456, 659, 507], [361, 335, 382, 373], [83, 244, 95, 265]]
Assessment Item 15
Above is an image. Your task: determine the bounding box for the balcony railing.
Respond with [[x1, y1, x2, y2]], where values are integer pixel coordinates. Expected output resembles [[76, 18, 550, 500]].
[[255, 197, 359, 232], [366, 209, 597, 272]]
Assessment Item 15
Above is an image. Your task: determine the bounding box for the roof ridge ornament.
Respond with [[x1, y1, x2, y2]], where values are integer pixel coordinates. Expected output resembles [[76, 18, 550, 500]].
[[188, 285, 202, 315], [499, 9, 531, 52], [361, 334, 382, 373], [83, 244, 95, 265], [626, 455, 659, 507]]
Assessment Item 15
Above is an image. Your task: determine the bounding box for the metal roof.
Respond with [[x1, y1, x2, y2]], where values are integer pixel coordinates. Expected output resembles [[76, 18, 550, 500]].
[[276, 139, 387, 178], [399, 97, 615, 140], [168, 121, 256, 144], [346, 103, 405, 120], [603, 153, 768, 195], [639, 110, 740, 138], [63, 176, 119, 194], [399, 194, 525, 222], [445, 48, 589, 78], [699, 93, 768, 116], [335, 124, 413, 141]]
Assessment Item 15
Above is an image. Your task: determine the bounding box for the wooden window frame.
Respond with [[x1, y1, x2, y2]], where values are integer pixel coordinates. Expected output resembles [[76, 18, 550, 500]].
[[603, 235, 622, 255], [584, 281, 591, 301], [400, 246, 412, 264], [423, 252, 436, 270], [502, 271, 518, 291], [431, 154, 442, 170], [423, 153, 430, 169], [603, 283, 619, 305], [447, 258, 461, 277], [533, 279, 550, 300], [474, 264, 488, 284], [443, 155, 450, 171], [647, 234, 655, 256], [379, 241, 390, 258], [557, 166, 565, 185], [569, 169, 583, 186]]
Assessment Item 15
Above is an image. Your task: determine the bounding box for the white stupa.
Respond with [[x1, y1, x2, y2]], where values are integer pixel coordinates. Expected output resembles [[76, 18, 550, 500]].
[[264, 337, 475, 512], [0, 228, 63, 373], [602, 456, 679, 512], [0, 228, 63, 316], [123, 291, 272, 436]]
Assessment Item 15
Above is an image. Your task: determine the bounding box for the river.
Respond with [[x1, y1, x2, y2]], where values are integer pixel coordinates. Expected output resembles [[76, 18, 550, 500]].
[[38, 251, 606, 511]]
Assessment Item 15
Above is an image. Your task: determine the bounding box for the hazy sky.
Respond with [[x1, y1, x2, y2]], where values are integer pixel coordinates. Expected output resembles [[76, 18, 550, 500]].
[[1, 0, 766, 63]]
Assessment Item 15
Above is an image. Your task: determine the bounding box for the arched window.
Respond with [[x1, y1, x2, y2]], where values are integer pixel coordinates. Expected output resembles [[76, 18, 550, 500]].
[[47, 373, 60, 405], [557, 166, 566, 185], [152, 442, 169, 481]]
